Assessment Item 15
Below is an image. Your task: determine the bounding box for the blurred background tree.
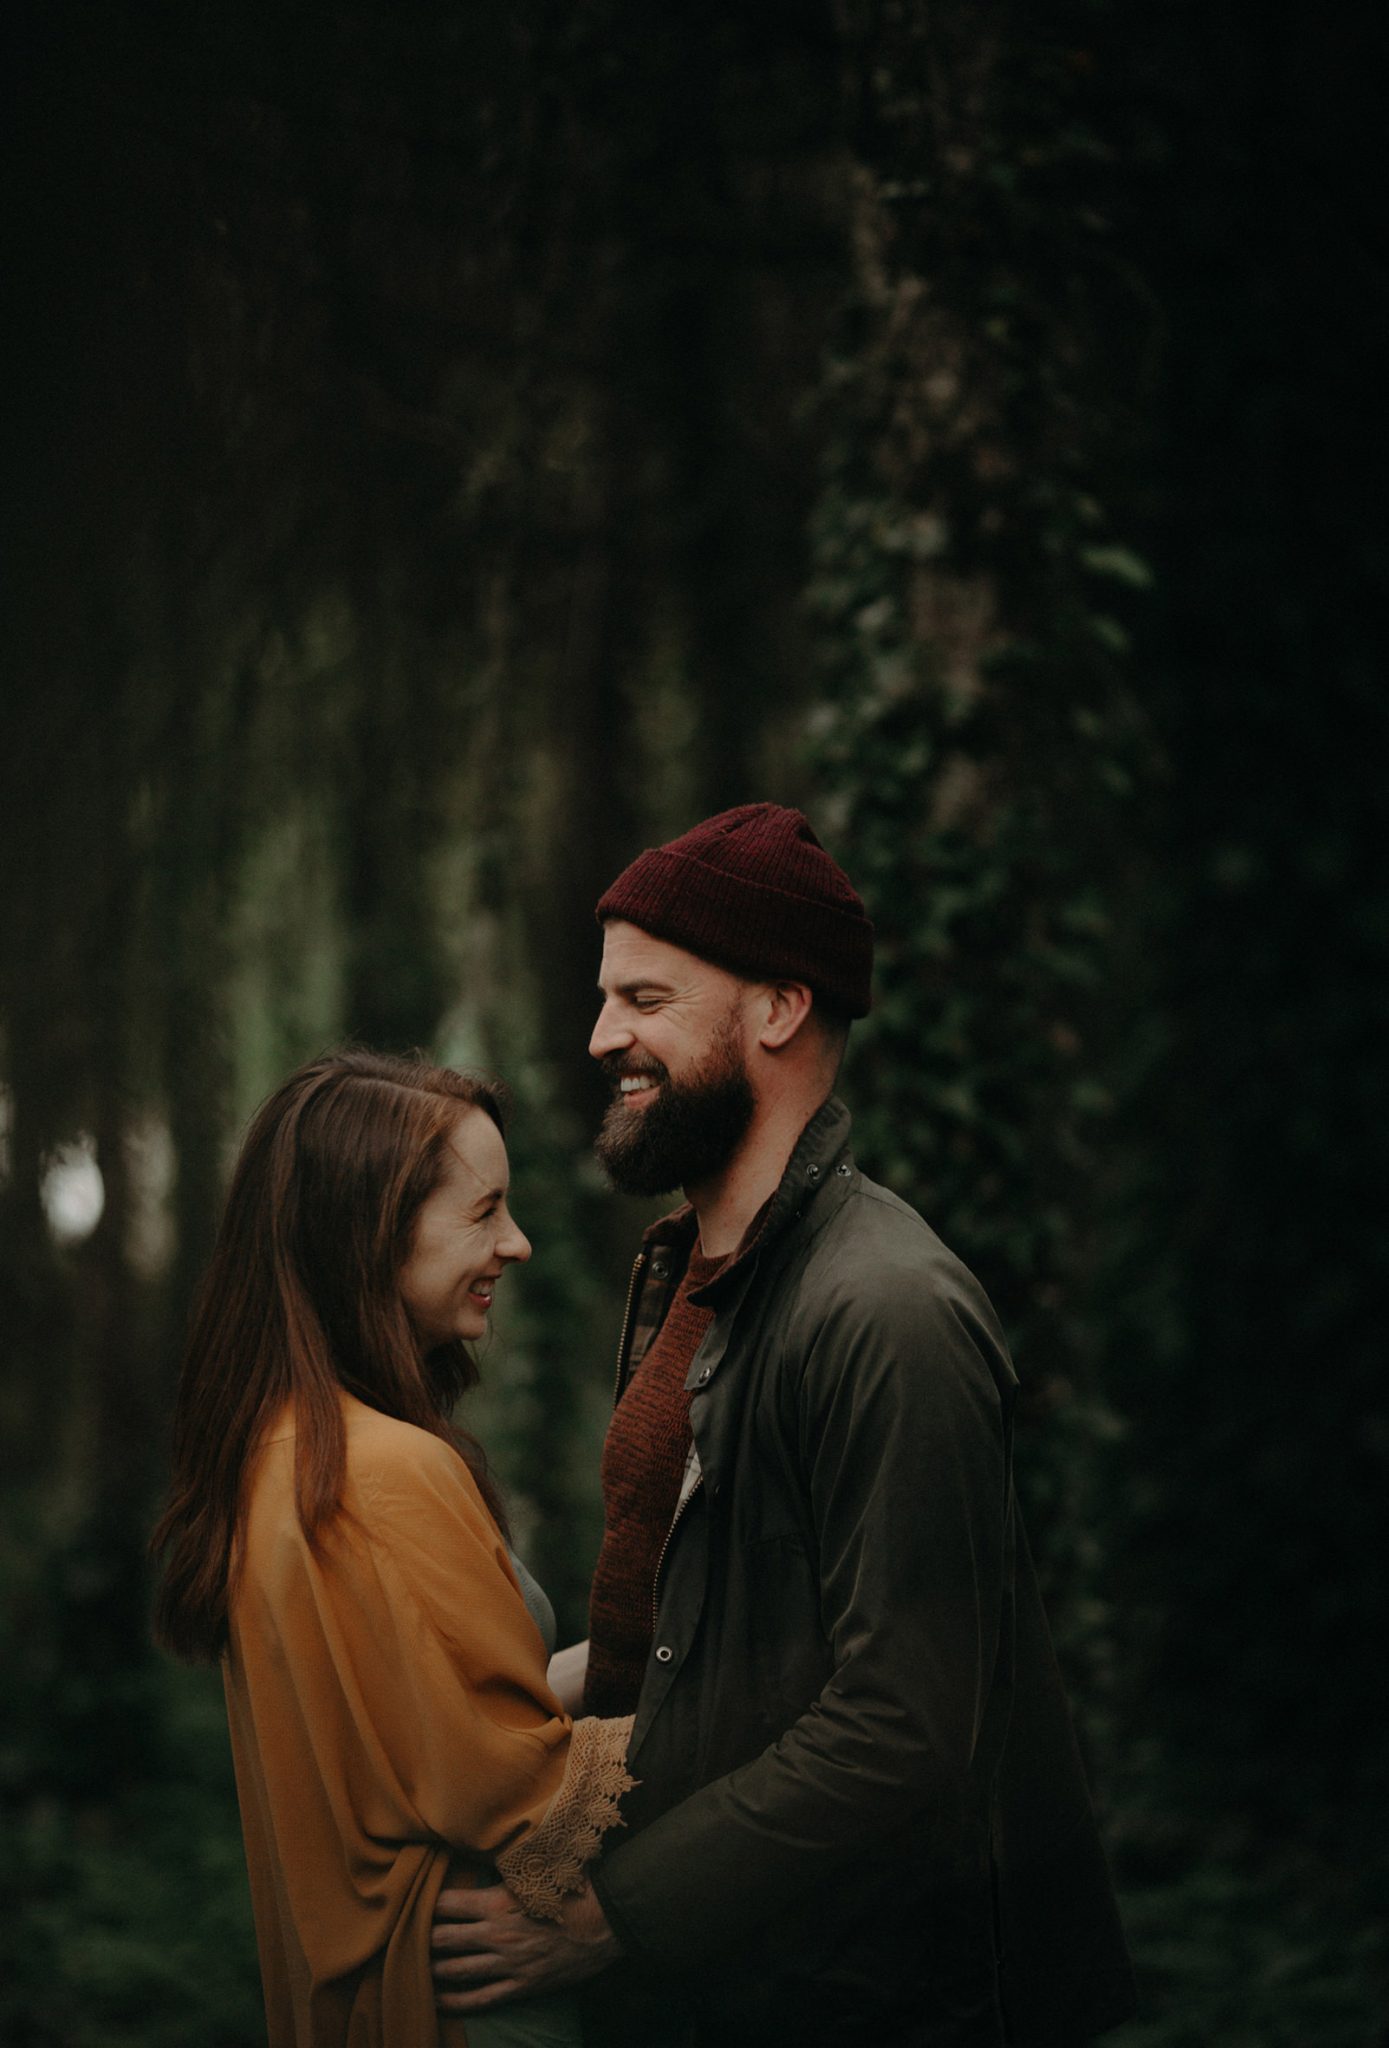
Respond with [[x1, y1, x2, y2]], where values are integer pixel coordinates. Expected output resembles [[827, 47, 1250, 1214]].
[[1, 1, 1383, 2042]]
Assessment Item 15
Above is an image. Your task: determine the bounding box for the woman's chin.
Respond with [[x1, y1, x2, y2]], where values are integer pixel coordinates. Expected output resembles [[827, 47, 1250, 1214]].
[[419, 1325, 480, 1357]]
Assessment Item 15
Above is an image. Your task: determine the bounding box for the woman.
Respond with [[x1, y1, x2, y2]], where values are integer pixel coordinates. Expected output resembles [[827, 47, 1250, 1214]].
[[151, 1050, 631, 2047]]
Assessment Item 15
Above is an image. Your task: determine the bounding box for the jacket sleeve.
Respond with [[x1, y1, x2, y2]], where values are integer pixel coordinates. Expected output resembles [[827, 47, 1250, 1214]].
[[254, 1428, 631, 1919], [590, 1255, 1012, 1964]]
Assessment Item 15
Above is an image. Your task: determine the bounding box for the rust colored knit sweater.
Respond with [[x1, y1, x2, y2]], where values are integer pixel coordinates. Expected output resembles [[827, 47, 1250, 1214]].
[[584, 1246, 724, 1716]]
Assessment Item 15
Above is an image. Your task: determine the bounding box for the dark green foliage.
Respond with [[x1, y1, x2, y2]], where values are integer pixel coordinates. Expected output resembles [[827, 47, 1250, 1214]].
[[0, 1502, 258, 2044], [1100, 2, 1389, 1794], [1115, 1858, 1385, 2048], [1, 1702, 260, 2046], [464, 1038, 615, 1644]]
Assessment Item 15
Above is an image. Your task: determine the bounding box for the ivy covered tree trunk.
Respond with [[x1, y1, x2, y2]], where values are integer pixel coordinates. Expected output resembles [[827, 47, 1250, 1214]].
[[807, 6, 1155, 1709]]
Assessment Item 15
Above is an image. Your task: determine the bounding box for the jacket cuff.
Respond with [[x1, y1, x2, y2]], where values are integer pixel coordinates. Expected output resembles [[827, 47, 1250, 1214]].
[[496, 1715, 635, 1921]]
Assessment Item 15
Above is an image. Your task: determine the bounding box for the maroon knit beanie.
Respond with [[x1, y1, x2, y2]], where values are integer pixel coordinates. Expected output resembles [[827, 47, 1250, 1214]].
[[596, 803, 874, 1017]]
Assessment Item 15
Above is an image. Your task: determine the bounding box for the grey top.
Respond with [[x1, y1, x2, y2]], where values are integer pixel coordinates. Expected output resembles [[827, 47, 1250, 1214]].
[[460, 1554, 581, 2048], [507, 1546, 557, 1657]]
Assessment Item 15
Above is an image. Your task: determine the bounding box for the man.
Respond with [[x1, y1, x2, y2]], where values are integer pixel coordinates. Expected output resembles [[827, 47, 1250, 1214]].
[[433, 803, 1135, 2046]]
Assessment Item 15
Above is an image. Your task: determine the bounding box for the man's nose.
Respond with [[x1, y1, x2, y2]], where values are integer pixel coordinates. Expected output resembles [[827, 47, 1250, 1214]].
[[588, 1000, 632, 1062]]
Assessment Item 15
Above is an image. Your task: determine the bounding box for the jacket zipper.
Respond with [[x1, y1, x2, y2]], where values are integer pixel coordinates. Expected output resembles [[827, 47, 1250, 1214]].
[[652, 1473, 703, 1631], [611, 1249, 647, 1407]]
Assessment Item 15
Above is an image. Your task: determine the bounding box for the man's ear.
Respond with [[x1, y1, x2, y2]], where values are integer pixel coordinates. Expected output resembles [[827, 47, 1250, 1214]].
[[756, 981, 815, 1050]]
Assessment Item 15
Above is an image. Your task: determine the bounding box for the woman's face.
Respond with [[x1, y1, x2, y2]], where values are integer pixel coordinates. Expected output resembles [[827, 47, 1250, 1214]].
[[398, 1108, 531, 1350]]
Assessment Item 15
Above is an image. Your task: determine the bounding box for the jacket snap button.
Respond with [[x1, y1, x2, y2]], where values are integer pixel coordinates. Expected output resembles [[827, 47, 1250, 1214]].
[[836, 1162, 851, 1177], [696, 1366, 711, 1384], [808, 1163, 821, 1180], [655, 1645, 674, 1663]]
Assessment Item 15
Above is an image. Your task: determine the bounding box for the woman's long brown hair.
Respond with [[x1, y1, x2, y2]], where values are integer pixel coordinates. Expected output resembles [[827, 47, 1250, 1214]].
[[151, 1049, 513, 1662]]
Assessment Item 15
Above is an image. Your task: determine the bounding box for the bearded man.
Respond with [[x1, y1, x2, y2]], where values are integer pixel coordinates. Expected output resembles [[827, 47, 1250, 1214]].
[[433, 804, 1135, 2048]]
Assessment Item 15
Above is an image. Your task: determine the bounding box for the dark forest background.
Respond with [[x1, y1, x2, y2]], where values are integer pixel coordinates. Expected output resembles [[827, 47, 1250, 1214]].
[[2, 3, 1385, 2043]]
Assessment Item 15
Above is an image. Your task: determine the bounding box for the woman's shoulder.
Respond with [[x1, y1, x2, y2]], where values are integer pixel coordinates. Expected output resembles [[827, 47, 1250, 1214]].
[[246, 1393, 487, 1534], [340, 1390, 454, 1471], [338, 1394, 492, 1532]]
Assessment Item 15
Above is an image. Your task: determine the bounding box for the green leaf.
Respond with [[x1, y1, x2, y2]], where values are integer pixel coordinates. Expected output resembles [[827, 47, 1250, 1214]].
[[1080, 544, 1155, 589]]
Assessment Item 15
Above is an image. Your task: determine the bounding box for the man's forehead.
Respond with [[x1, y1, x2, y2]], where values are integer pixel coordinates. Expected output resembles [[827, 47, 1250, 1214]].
[[597, 920, 732, 991]]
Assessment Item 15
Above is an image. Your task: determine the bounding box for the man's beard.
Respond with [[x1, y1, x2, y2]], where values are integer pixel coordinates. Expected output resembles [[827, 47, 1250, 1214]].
[[595, 1017, 755, 1197]]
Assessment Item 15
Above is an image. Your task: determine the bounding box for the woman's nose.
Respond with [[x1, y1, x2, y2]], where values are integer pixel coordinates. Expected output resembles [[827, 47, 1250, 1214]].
[[502, 1219, 532, 1263]]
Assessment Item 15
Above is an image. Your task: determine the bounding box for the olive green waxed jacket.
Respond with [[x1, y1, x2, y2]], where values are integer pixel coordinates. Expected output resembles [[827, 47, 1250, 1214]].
[[585, 1098, 1135, 2048]]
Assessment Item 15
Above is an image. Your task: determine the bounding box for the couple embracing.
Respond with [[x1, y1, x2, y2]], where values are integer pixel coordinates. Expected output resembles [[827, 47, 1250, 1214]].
[[153, 804, 1135, 2048]]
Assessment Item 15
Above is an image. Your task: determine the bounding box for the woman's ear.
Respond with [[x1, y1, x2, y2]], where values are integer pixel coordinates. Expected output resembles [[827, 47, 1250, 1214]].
[[757, 981, 815, 1050]]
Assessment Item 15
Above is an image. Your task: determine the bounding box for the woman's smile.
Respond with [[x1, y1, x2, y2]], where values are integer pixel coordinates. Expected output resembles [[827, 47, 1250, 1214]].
[[398, 1111, 531, 1349]]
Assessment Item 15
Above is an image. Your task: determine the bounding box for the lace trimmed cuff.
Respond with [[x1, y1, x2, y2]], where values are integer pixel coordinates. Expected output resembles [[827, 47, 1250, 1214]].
[[495, 1714, 636, 1921]]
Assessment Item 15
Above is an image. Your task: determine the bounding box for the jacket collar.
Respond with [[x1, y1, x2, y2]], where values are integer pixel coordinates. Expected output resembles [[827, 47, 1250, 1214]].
[[639, 1094, 855, 1306]]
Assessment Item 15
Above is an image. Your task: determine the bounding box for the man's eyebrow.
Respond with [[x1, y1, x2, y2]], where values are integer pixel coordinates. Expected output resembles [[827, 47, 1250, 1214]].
[[601, 978, 676, 999]]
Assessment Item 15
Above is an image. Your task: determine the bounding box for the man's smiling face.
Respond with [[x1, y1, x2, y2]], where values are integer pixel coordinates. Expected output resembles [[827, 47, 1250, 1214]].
[[588, 921, 758, 1196]]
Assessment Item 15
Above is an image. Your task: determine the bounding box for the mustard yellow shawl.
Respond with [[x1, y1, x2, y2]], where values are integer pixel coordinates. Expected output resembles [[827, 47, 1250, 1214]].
[[225, 1392, 630, 2047]]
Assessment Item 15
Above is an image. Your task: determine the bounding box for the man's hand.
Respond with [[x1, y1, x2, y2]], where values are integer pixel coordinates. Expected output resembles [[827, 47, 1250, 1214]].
[[431, 1877, 621, 2014]]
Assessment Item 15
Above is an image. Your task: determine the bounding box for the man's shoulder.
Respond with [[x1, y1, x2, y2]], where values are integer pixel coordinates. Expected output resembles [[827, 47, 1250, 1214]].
[[809, 1167, 972, 1286], [784, 1170, 1008, 1355]]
